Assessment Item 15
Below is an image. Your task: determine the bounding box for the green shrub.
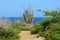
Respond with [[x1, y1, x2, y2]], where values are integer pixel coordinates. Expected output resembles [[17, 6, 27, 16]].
[[0, 27, 19, 40], [49, 24, 60, 40], [20, 27, 30, 31], [0, 21, 21, 40], [31, 22, 45, 34], [31, 22, 60, 40]]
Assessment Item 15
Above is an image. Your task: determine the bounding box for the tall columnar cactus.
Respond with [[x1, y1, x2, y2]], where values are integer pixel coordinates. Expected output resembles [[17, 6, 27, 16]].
[[23, 8, 33, 24]]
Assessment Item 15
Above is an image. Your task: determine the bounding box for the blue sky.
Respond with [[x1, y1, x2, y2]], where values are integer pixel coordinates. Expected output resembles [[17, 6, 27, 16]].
[[0, 0, 60, 17]]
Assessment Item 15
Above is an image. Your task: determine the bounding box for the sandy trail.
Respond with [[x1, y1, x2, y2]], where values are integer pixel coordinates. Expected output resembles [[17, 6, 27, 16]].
[[19, 31, 45, 40]]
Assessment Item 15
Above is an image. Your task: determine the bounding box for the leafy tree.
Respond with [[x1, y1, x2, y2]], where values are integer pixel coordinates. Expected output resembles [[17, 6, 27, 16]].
[[45, 10, 60, 21], [31, 10, 60, 40]]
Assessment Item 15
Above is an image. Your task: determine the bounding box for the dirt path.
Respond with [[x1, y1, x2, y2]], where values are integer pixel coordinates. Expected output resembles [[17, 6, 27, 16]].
[[19, 31, 45, 40]]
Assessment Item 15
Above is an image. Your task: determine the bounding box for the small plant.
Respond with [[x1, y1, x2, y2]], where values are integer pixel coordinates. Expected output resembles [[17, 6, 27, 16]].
[[20, 27, 30, 31]]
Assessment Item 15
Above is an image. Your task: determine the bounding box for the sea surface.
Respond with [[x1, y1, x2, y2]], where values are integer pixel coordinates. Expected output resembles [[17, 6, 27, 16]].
[[1, 17, 43, 24]]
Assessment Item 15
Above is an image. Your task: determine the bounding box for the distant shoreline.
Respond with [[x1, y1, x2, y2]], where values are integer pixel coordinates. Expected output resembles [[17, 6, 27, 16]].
[[0, 17, 43, 24]]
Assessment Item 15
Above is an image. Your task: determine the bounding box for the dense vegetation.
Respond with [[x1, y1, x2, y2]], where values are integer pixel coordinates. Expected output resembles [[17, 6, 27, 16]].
[[0, 20, 20, 40], [31, 10, 60, 40], [0, 20, 30, 40], [0, 8, 60, 40]]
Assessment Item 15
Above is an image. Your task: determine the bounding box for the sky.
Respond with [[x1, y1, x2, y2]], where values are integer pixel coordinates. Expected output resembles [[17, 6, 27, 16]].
[[0, 0, 60, 17]]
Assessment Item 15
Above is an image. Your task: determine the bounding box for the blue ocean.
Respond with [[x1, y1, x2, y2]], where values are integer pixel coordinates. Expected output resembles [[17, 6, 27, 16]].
[[2, 17, 43, 24]]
